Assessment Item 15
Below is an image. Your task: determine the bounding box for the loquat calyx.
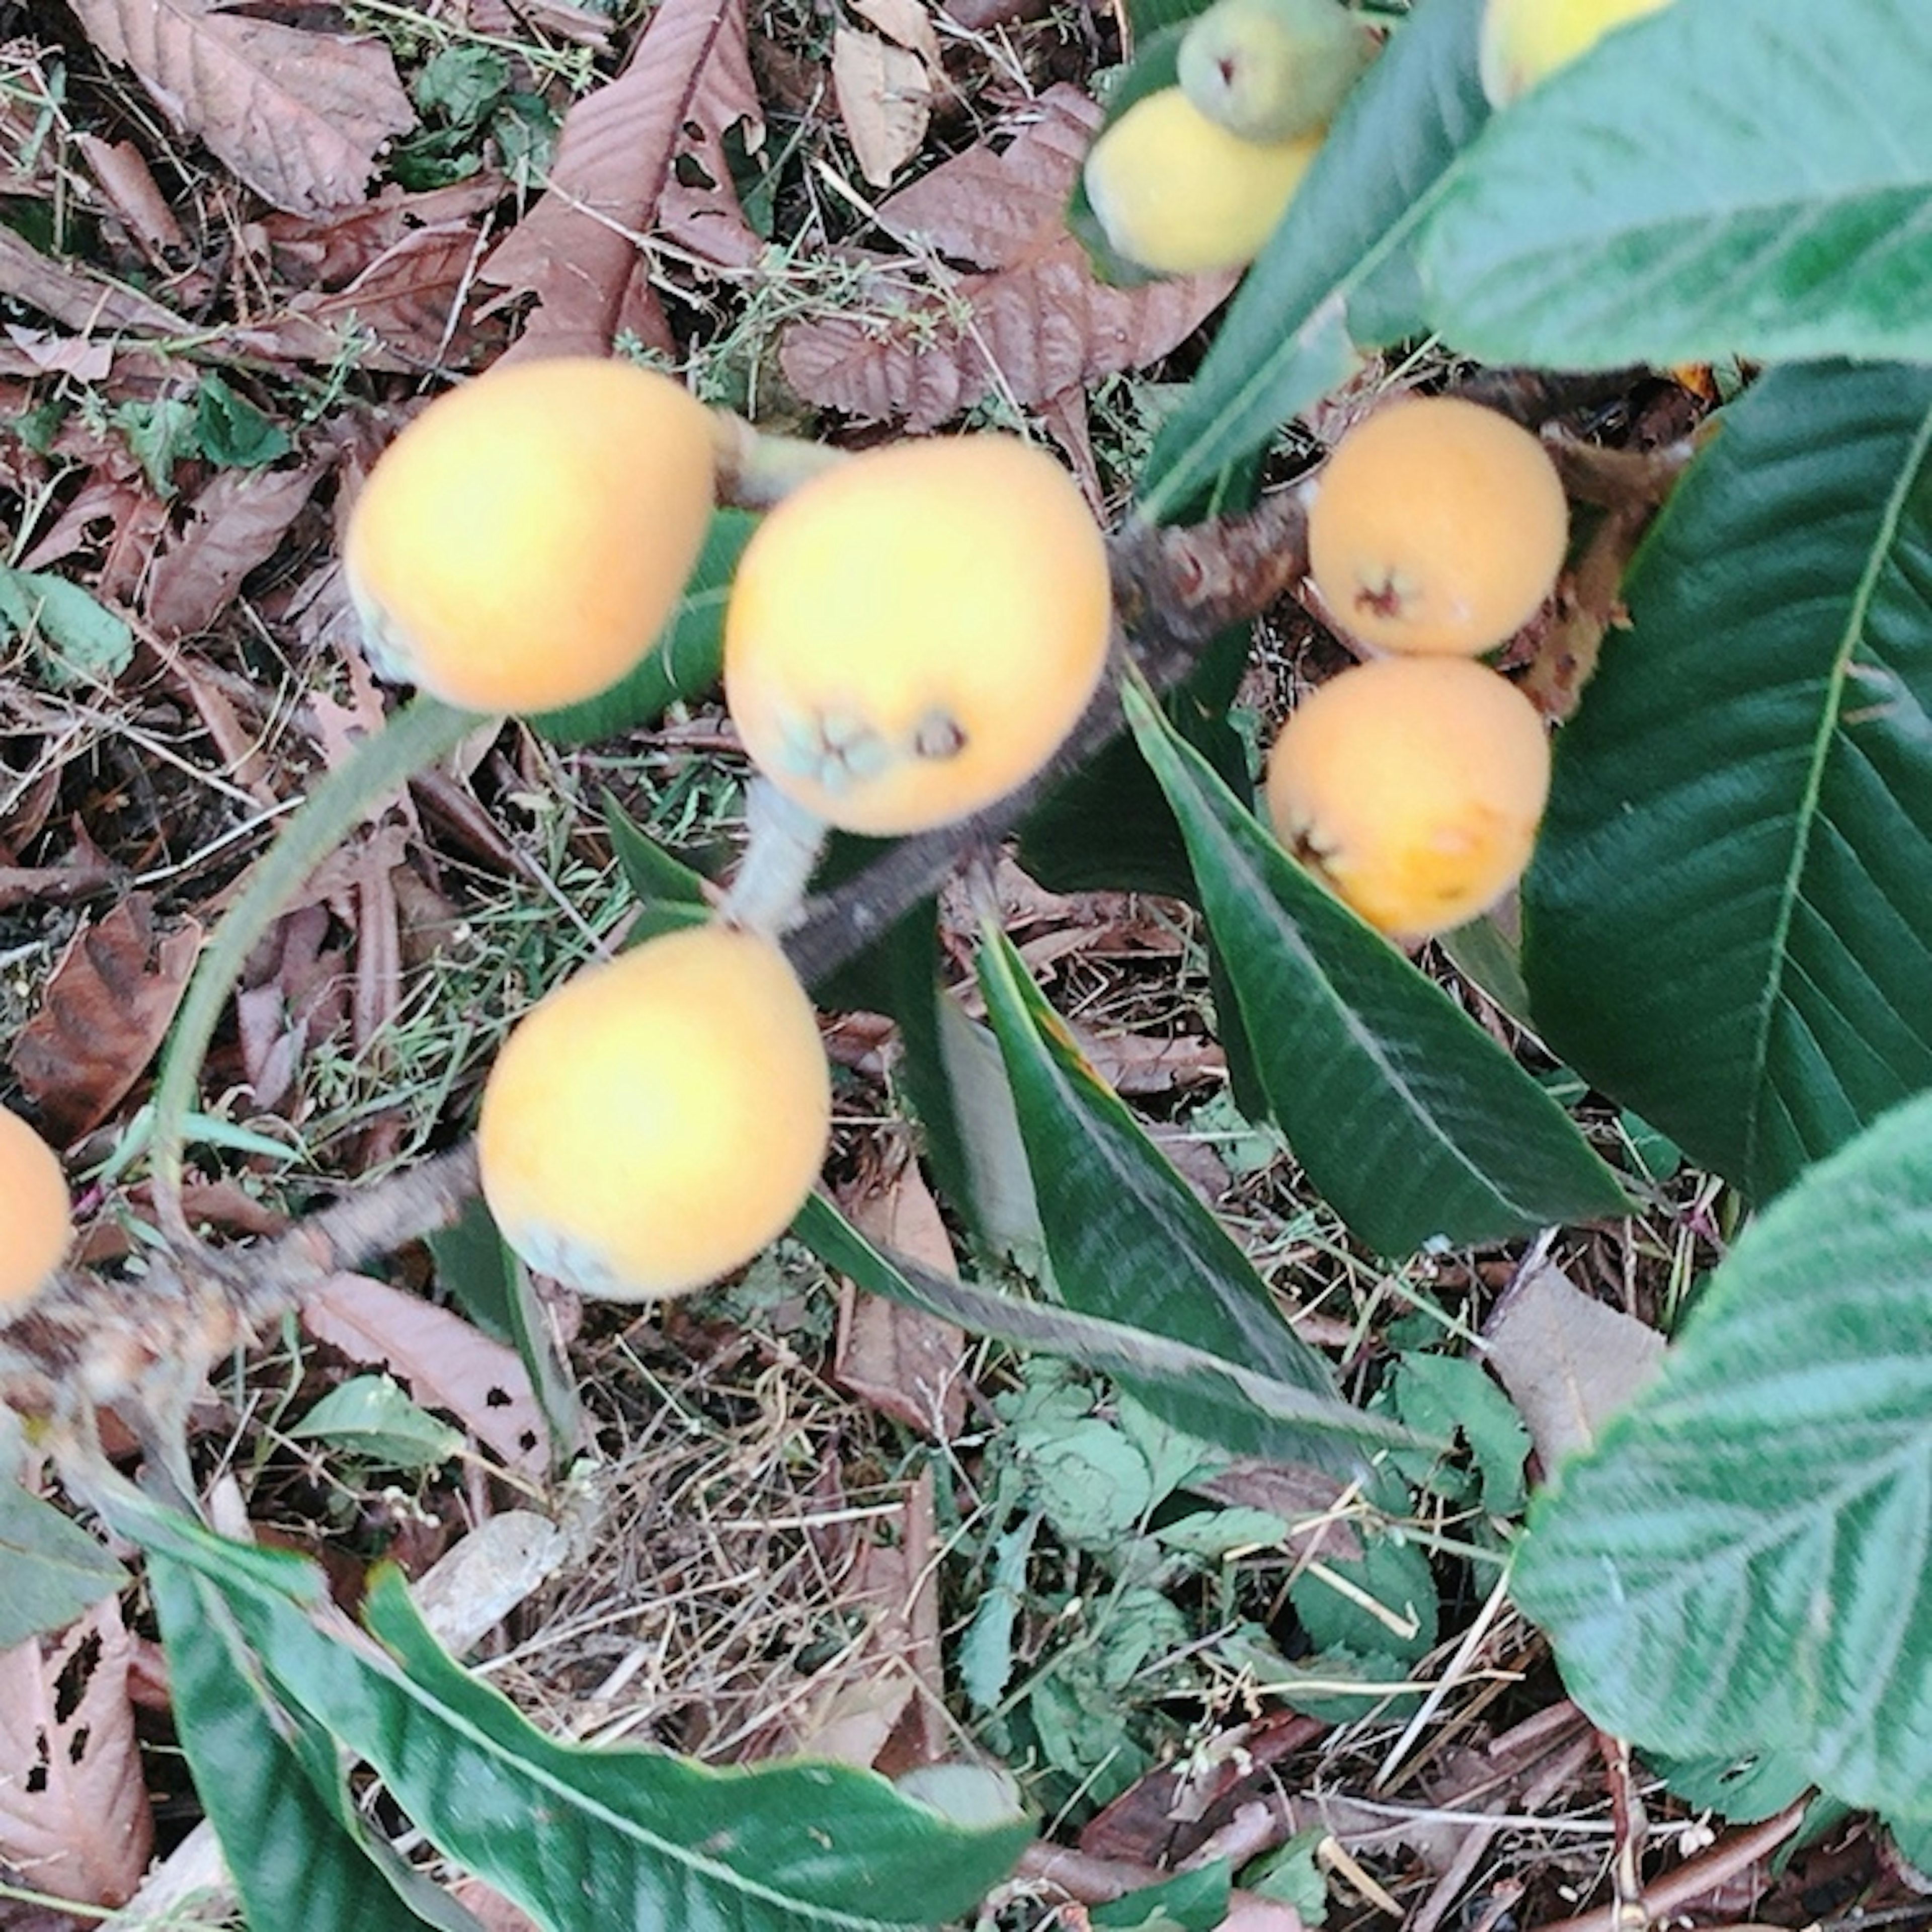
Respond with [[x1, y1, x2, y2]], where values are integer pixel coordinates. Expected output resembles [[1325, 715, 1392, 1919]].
[[0, 1105, 73, 1309], [1479, 0, 1676, 107], [1177, 0, 1375, 145], [1307, 395, 1569, 658], [477, 923, 831, 1302], [723, 434, 1113, 837], [1083, 87, 1324, 278], [1264, 655, 1551, 939], [344, 357, 716, 715]]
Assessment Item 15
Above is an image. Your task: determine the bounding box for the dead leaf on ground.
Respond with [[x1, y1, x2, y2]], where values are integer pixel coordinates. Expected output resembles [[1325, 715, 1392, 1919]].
[[0, 225, 193, 340], [144, 460, 327, 640], [302, 1271, 554, 1474], [0, 1596, 155, 1909], [836, 1155, 967, 1439], [74, 133, 186, 258], [12, 895, 202, 1144], [1483, 1258, 1666, 1469], [832, 27, 932, 189], [236, 903, 350, 1116], [66, 0, 415, 215], [480, 0, 764, 354], [780, 86, 1235, 428]]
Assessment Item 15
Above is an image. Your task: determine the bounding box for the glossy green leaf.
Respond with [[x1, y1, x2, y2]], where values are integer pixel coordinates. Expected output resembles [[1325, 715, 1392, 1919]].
[[1511, 1091, 1932, 1821], [1419, 0, 1932, 370], [1139, 0, 1489, 522], [150, 1551, 478, 1932], [289, 1374, 464, 1469], [1125, 679, 1629, 1257], [0, 1479, 128, 1648], [975, 924, 1348, 1466], [1522, 361, 1932, 1201], [531, 510, 757, 744], [119, 1495, 1033, 1932], [796, 1193, 1418, 1456]]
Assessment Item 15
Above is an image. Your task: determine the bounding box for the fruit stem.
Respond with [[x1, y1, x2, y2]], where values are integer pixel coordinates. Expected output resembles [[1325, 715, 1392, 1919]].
[[148, 695, 487, 1253], [710, 411, 853, 510], [720, 777, 831, 938]]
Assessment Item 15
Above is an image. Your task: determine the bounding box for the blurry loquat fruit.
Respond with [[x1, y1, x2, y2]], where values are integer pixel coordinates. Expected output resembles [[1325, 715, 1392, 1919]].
[[1264, 655, 1551, 939], [723, 435, 1112, 837], [0, 1106, 72, 1309], [344, 357, 715, 714], [477, 923, 831, 1302], [1307, 395, 1569, 658], [1083, 87, 1324, 277]]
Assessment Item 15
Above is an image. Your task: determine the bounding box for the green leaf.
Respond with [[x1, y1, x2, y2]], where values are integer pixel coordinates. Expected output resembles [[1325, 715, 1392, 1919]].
[[1648, 1747, 1813, 1825], [118, 1495, 1033, 1932], [532, 510, 757, 744], [976, 923, 1351, 1464], [1091, 1859, 1231, 1931], [1391, 1352, 1529, 1520], [1124, 678, 1630, 1257], [1510, 1090, 1932, 1820], [597, 791, 713, 940], [0, 1479, 128, 1648], [1418, 0, 1932, 371], [150, 1553, 481, 1932], [428, 1198, 584, 1469], [0, 564, 135, 686], [1139, 0, 1490, 522], [194, 374, 293, 468], [288, 1374, 465, 1470], [795, 1193, 1416, 1456], [1522, 361, 1932, 1202]]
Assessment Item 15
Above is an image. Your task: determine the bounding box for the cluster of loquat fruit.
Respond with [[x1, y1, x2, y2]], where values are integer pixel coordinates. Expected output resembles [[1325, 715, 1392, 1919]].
[[1083, 0, 1676, 277], [0, 0, 1656, 1320]]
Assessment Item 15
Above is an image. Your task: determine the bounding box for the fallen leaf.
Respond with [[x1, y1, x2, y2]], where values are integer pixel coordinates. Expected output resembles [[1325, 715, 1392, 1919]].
[[66, 0, 415, 214], [480, 0, 763, 353], [236, 903, 349, 1116], [73, 133, 186, 254], [851, 0, 944, 68], [0, 224, 193, 338], [0, 1597, 155, 1909], [144, 460, 325, 640], [836, 1157, 967, 1438], [302, 1271, 553, 1474], [1482, 1258, 1667, 1468], [832, 26, 931, 189], [780, 86, 1234, 428], [12, 895, 202, 1143]]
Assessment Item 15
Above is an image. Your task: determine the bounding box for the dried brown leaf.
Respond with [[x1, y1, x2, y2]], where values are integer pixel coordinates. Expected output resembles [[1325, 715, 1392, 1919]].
[[73, 133, 185, 254], [0, 1598, 155, 1909], [1483, 1258, 1666, 1468], [12, 895, 201, 1143], [0, 224, 192, 338], [237, 903, 349, 1115], [302, 1271, 551, 1474], [66, 0, 414, 214], [144, 460, 325, 639], [779, 86, 1234, 428], [832, 27, 931, 189], [850, 0, 944, 68], [480, 0, 763, 353], [1, 327, 115, 380], [836, 1159, 966, 1438]]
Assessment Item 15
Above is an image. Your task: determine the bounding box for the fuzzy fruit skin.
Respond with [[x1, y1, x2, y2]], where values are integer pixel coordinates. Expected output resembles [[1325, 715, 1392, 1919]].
[[1307, 396, 1568, 658], [0, 1106, 72, 1308], [477, 925, 831, 1302], [344, 358, 715, 715], [1479, 0, 1675, 105], [1084, 87, 1324, 277], [1178, 0, 1374, 144], [723, 435, 1112, 837], [1264, 657, 1550, 939]]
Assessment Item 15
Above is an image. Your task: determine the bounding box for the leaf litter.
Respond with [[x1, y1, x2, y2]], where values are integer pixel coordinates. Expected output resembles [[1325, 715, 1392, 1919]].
[[0, 1, 1916, 1927]]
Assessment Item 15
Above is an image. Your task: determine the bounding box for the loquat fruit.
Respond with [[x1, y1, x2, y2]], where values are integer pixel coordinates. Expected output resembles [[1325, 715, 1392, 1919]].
[[344, 357, 716, 714], [1264, 656, 1550, 939], [0, 1105, 72, 1309], [1083, 87, 1324, 278], [1177, 0, 1375, 146], [477, 924, 831, 1302], [1306, 395, 1569, 658], [723, 435, 1112, 837], [1479, 0, 1677, 107]]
